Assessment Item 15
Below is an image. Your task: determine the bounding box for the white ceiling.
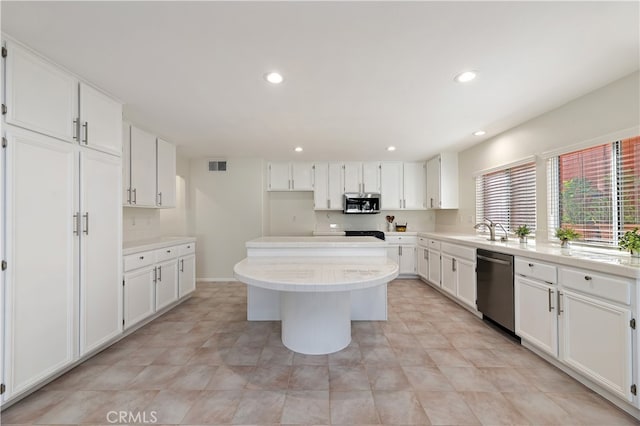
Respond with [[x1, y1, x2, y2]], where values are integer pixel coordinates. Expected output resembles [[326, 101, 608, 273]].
[[2, 1, 639, 160]]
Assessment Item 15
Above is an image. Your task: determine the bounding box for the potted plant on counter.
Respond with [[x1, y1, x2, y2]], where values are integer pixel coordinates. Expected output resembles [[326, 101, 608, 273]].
[[515, 225, 532, 245], [619, 228, 640, 257], [555, 226, 581, 248]]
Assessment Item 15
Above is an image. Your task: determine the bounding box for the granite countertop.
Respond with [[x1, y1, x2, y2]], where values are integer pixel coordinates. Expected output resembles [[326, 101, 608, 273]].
[[418, 231, 640, 279], [123, 236, 196, 255]]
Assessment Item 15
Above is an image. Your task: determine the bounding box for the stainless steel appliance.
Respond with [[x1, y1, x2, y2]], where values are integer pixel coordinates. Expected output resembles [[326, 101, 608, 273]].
[[344, 230, 385, 240], [476, 249, 515, 332], [343, 193, 381, 214]]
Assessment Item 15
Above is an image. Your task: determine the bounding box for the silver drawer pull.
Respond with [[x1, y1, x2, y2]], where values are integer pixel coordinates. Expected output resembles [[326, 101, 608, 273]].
[[166, 250, 171, 253], [528, 263, 534, 267], [139, 256, 144, 260], [584, 276, 592, 281]]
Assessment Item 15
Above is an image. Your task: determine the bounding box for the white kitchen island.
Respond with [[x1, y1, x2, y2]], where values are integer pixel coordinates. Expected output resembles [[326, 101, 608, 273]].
[[233, 236, 399, 354]]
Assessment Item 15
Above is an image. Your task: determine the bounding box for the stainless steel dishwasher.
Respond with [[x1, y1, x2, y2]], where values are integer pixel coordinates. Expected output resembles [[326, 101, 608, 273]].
[[476, 249, 515, 333]]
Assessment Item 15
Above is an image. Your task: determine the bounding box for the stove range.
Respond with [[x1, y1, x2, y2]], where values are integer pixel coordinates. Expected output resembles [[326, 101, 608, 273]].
[[344, 230, 385, 241]]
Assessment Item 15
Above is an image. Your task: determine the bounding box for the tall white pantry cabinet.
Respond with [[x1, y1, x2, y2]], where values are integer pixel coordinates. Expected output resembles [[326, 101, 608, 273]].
[[1, 39, 123, 404]]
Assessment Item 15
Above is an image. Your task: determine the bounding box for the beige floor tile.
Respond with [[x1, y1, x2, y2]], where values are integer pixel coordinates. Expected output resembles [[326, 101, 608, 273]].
[[401, 366, 454, 391], [169, 365, 217, 390], [258, 345, 295, 366], [188, 347, 230, 365], [246, 365, 291, 390], [142, 389, 199, 424], [479, 367, 537, 392], [87, 365, 146, 390], [231, 389, 286, 424], [127, 365, 183, 390], [180, 390, 243, 424], [425, 348, 473, 367], [438, 367, 498, 392], [360, 346, 399, 365], [83, 389, 158, 423], [391, 346, 437, 367], [330, 390, 380, 425], [416, 391, 481, 425], [289, 365, 329, 390], [516, 366, 591, 393], [373, 390, 431, 424], [415, 332, 454, 349], [292, 353, 328, 366], [328, 342, 363, 366], [115, 346, 168, 366], [460, 347, 510, 367], [548, 392, 640, 425], [281, 390, 330, 424], [43, 365, 110, 391], [0, 390, 68, 424], [330, 364, 371, 391], [152, 346, 198, 365], [461, 391, 530, 425], [502, 391, 575, 425], [366, 365, 411, 391], [205, 365, 254, 390]]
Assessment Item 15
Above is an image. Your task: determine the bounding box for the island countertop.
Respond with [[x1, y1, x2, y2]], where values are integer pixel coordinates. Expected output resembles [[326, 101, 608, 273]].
[[246, 236, 388, 248]]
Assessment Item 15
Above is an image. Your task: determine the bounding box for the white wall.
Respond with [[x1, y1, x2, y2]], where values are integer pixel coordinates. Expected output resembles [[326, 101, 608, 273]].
[[190, 157, 264, 280], [436, 71, 640, 240]]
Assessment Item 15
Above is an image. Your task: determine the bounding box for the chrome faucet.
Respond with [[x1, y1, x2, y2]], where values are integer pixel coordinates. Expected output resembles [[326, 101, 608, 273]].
[[474, 217, 508, 242]]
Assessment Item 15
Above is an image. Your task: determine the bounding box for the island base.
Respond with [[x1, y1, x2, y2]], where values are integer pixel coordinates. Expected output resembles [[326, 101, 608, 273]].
[[281, 291, 351, 355]]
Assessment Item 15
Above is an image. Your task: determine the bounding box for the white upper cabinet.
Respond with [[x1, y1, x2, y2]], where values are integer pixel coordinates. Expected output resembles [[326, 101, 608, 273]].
[[4, 41, 77, 142], [343, 162, 380, 193], [78, 83, 122, 156], [313, 162, 343, 210], [426, 152, 458, 209], [156, 138, 176, 208], [380, 161, 426, 210], [128, 126, 157, 207], [267, 162, 314, 191]]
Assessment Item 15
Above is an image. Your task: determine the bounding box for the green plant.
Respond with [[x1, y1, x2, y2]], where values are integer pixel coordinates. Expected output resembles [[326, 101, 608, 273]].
[[555, 227, 581, 241], [514, 225, 531, 238], [619, 228, 640, 254], [560, 177, 611, 225]]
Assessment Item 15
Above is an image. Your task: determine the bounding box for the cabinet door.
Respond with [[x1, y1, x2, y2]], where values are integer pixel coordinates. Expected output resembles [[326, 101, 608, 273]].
[[291, 162, 314, 191], [156, 260, 179, 311], [417, 247, 428, 279], [313, 163, 329, 209], [426, 156, 440, 209], [387, 245, 400, 266], [129, 126, 157, 207], [362, 162, 381, 193], [4, 127, 77, 397], [267, 162, 291, 191], [515, 276, 557, 356], [560, 290, 632, 402], [79, 150, 122, 355], [122, 123, 131, 205], [124, 267, 155, 330], [343, 162, 362, 193], [428, 249, 441, 286], [156, 138, 176, 207], [328, 163, 344, 210], [403, 162, 426, 209], [380, 162, 403, 209], [79, 83, 122, 156], [5, 41, 77, 142], [399, 245, 416, 275], [456, 258, 476, 309], [179, 255, 196, 298], [441, 254, 456, 296]]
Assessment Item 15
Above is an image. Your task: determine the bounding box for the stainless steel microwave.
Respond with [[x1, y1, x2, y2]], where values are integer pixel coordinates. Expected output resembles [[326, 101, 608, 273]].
[[343, 193, 381, 214]]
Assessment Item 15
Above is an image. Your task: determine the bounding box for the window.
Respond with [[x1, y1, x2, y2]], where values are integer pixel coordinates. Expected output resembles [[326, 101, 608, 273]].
[[547, 136, 640, 246], [475, 162, 536, 234]]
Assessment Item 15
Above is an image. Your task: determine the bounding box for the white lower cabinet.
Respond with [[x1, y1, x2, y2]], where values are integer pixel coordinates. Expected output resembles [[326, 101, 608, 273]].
[[441, 254, 456, 296], [386, 236, 416, 276], [417, 246, 429, 280], [179, 255, 197, 298], [560, 289, 633, 402], [456, 258, 476, 309], [156, 260, 179, 311], [123, 266, 156, 330], [440, 243, 476, 310], [515, 275, 558, 357]]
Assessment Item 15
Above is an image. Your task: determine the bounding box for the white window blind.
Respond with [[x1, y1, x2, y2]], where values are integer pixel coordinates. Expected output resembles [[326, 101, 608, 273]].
[[547, 136, 640, 246], [475, 162, 536, 234]]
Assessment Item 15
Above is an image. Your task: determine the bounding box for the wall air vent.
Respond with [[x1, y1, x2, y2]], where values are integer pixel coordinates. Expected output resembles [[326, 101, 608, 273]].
[[208, 161, 227, 171]]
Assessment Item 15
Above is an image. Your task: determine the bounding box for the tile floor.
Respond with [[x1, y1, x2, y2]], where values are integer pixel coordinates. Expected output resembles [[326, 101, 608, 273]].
[[2, 279, 639, 425]]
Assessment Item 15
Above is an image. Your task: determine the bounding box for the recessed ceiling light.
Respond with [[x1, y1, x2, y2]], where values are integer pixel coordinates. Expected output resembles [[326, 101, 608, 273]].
[[387, 146, 396, 152], [294, 147, 303, 152], [264, 72, 284, 84], [454, 70, 477, 83], [473, 130, 486, 136]]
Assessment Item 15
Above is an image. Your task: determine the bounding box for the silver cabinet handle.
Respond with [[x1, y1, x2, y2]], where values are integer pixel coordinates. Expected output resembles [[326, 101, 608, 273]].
[[557, 291, 563, 316], [180, 259, 184, 272], [166, 249, 171, 253], [153, 267, 157, 283], [584, 276, 592, 281], [139, 255, 144, 260], [133, 188, 137, 204], [452, 258, 457, 272], [127, 188, 131, 204], [73, 213, 80, 235], [430, 198, 434, 208], [327, 199, 331, 209], [528, 263, 534, 267], [82, 122, 88, 144], [158, 192, 162, 206], [399, 199, 402, 208], [399, 246, 402, 256], [82, 212, 89, 235], [157, 265, 162, 282], [73, 118, 79, 141], [548, 288, 554, 312]]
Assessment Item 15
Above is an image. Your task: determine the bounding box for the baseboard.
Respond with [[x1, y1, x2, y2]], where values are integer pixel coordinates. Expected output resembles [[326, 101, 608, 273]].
[[197, 277, 238, 283]]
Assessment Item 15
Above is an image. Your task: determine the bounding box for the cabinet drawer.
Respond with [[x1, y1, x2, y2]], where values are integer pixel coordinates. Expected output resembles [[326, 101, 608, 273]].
[[428, 239, 441, 251], [559, 267, 631, 305], [441, 242, 475, 261], [515, 258, 557, 284], [124, 251, 156, 272], [417, 236, 428, 248], [178, 242, 196, 256], [386, 235, 417, 245], [156, 246, 179, 262]]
